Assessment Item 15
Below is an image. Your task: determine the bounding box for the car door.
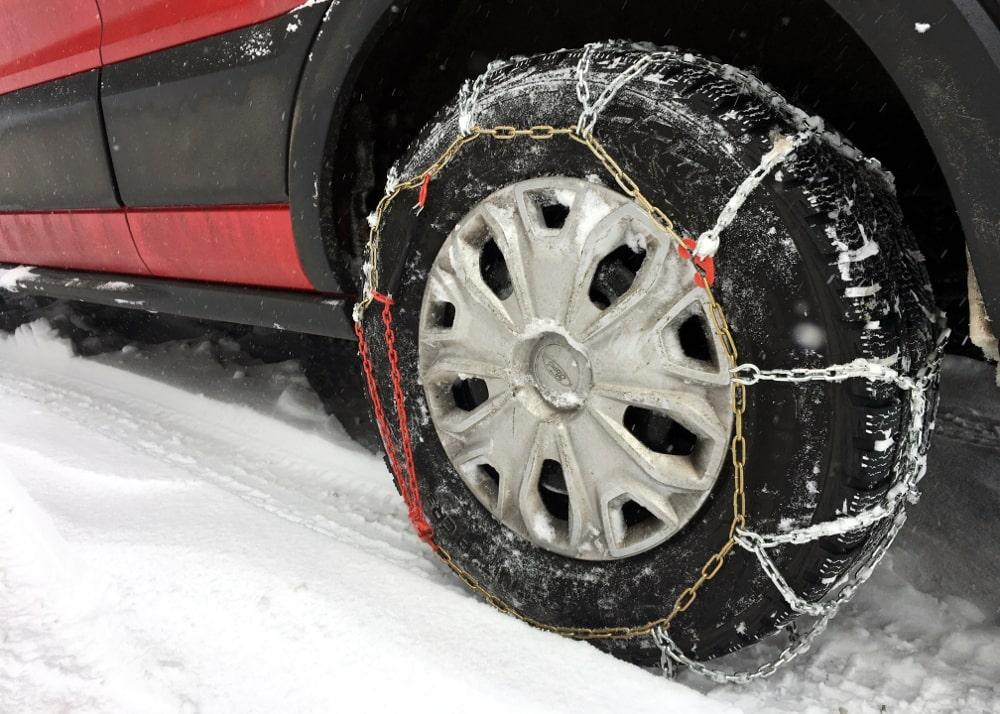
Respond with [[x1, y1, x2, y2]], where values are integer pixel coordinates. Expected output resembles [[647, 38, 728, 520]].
[[94, 0, 319, 290], [0, 0, 319, 284], [0, 0, 149, 275]]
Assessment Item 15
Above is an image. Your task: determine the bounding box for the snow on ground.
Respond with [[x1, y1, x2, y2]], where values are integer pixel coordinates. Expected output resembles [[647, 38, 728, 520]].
[[1, 319, 998, 713]]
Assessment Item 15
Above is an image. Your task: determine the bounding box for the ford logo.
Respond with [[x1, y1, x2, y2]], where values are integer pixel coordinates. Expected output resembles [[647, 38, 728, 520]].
[[542, 355, 572, 387]]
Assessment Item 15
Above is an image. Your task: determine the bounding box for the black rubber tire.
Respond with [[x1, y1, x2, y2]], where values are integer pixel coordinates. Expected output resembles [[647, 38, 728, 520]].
[[302, 336, 385, 453], [358, 45, 942, 665]]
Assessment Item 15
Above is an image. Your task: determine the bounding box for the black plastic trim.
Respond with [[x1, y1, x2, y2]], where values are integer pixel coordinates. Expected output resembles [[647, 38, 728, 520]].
[[100, 4, 327, 208], [94, 68, 124, 206], [1, 266, 356, 340], [0, 70, 120, 211], [288, 0, 400, 293]]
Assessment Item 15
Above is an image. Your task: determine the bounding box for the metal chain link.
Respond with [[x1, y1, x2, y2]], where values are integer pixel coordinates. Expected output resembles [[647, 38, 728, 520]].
[[355, 46, 946, 685], [693, 130, 814, 259], [576, 48, 660, 135], [652, 508, 912, 684], [651, 335, 945, 683]]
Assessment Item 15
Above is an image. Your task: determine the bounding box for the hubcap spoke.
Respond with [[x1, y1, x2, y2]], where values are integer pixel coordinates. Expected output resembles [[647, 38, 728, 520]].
[[423, 265, 518, 370], [570, 409, 687, 557], [476, 203, 538, 322], [447, 396, 541, 523], [587, 286, 732, 392], [443, 223, 524, 334], [655, 288, 731, 385], [507, 181, 612, 323], [569, 204, 686, 342], [430, 379, 511, 438], [515, 420, 566, 546], [554, 423, 610, 557], [588, 390, 727, 490], [592, 380, 729, 444]]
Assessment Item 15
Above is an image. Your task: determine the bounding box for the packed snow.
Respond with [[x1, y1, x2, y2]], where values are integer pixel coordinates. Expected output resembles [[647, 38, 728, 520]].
[[94, 282, 134, 292], [0, 266, 36, 292], [1, 318, 999, 713]]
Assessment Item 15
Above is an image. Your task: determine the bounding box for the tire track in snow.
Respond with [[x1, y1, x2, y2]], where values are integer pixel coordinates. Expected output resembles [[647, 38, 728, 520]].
[[0, 359, 447, 584], [935, 409, 1000, 451], [0, 460, 192, 714], [0, 334, 729, 714], [5, 325, 1000, 713]]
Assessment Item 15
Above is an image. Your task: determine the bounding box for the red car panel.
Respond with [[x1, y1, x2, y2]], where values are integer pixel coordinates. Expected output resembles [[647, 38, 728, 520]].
[[0, 0, 102, 95], [126, 205, 314, 291], [0, 211, 150, 275], [0, 2, 321, 293], [96, 0, 308, 65]]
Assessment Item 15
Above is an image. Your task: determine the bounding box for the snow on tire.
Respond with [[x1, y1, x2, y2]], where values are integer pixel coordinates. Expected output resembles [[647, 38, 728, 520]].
[[357, 45, 943, 665]]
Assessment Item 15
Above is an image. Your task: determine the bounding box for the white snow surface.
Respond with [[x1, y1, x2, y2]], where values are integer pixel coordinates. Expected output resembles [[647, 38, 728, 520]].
[[94, 281, 134, 292], [1, 321, 999, 713], [0, 266, 36, 292]]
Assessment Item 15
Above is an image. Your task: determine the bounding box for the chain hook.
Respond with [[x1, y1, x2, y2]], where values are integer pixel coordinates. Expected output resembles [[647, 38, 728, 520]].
[[652, 626, 680, 680]]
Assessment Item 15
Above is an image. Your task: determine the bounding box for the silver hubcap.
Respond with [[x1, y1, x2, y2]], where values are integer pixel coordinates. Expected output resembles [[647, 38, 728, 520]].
[[418, 177, 733, 560]]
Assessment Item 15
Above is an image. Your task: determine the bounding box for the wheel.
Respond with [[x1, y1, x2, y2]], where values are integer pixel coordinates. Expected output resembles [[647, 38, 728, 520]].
[[357, 45, 941, 665]]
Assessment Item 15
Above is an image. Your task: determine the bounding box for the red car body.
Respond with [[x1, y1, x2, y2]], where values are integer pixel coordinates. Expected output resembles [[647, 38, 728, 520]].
[[0, 0, 310, 291]]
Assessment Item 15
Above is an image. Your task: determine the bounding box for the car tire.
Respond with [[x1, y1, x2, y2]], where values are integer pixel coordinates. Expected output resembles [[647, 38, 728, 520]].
[[357, 45, 942, 664]]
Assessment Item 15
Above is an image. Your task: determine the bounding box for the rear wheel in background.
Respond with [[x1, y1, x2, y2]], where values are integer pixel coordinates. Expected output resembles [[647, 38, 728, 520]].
[[0, 291, 51, 333], [357, 45, 941, 664]]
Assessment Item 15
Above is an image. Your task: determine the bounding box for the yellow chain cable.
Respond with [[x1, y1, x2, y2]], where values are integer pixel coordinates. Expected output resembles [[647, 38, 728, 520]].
[[358, 125, 749, 640]]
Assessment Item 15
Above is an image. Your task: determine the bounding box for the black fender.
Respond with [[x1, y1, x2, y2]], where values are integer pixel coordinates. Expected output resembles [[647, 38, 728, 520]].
[[287, 0, 399, 294]]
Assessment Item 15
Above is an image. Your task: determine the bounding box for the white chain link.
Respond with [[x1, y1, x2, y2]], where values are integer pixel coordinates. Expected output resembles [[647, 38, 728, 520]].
[[653, 510, 910, 684], [574, 43, 814, 258], [731, 358, 911, 387], [458, 59, 510, 135], [645, 44, 945, 679], [574, 43, 598, 121], [693, 130, 814, 258], [575, 43, 665, 136]]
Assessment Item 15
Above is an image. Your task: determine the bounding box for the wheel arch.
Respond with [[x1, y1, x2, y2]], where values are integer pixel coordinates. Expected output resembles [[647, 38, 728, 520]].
[[289, 0, 1000, 328], [287, 0, 401, 294]]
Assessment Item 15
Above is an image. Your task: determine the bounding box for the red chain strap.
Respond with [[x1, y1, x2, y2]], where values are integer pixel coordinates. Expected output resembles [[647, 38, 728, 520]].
[[354, 291, 435, 545], [416, 173, 432, 211], [677, 237, 716, 288]]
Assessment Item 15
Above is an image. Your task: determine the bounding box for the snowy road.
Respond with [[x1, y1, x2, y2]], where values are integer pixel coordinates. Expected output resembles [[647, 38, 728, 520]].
[[2, 320, 999, 713]]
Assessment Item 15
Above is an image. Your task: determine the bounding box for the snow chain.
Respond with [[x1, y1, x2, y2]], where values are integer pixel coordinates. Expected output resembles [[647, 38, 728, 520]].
[[352, 44, 947, 684]]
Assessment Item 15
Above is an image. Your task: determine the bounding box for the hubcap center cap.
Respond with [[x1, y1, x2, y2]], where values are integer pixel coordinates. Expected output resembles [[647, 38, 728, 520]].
[[528, 333, 592, 410]]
